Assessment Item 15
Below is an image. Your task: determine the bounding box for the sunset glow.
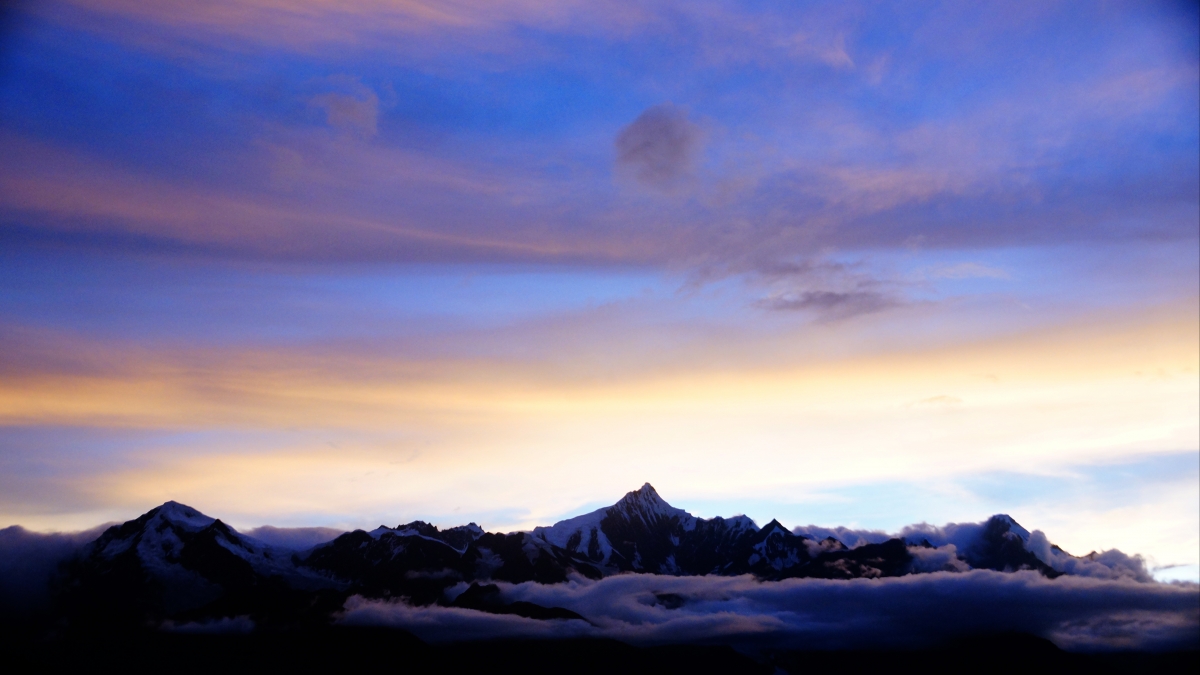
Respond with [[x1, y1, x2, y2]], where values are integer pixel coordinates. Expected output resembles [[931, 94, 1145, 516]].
[[0, 0, 1196, 585]]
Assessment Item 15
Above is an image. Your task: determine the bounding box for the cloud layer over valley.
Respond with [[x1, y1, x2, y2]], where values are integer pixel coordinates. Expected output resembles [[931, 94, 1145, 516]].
[[342, 571, 1199, 652]]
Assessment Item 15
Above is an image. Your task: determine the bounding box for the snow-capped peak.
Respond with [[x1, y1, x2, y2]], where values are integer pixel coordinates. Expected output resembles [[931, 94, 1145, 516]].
[[150, 501, 217, 531], [532, 484, 693, 565], [364, 519, 485, 552], [614, 483, 666, 509], [989, 514, 1031, 542], [760, 519, 789, 536], [610, 483, 695, 529]]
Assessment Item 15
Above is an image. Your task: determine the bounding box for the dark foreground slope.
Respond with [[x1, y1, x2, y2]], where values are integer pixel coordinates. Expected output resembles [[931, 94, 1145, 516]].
[[3, 625, 1195, 675]]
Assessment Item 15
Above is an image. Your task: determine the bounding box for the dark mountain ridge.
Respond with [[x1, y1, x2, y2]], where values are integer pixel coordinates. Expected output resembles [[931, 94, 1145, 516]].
[[38, 484, 1134, 628]]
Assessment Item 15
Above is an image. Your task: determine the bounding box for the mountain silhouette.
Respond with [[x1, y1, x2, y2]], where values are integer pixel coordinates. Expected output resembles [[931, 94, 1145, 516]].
[[50, 484, 1095, 627]]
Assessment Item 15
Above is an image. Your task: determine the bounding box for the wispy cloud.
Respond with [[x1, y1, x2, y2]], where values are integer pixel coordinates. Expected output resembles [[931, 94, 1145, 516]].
[[0, 300, 1193, 537], [3, 1, 1196, 274], [923, 263, 1010, 280], [0, 133, 590, 263], [755, 290, 896, 319]]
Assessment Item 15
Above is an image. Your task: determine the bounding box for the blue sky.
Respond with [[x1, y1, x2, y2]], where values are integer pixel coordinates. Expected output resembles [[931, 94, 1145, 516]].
[[0, 1, 1196, 578]]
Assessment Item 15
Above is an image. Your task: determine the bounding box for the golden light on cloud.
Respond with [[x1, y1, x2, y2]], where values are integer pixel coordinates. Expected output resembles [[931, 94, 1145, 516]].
[[2, 299, 1194, 538]]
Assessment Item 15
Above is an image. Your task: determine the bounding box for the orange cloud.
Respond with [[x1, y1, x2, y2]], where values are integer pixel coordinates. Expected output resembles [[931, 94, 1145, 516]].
[[0, 298, 1195, 538], [1, 298, 1193, 437]]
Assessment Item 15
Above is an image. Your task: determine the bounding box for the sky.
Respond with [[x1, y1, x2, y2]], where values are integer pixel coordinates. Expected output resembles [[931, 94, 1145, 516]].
[[0, 1, 1196, 579]]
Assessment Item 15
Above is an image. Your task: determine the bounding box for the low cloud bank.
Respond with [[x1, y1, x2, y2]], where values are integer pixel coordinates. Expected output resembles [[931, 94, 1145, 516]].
[[796, 518, 1154, 582], [242, 526, 345, 551], [901, 520, 1153, 582], [0, 522, 343, 615], [0, 525, 109, 612], [340, 571, 1199, 652], [791, 525, 892, 548], [1026, 530, 1153, 582]]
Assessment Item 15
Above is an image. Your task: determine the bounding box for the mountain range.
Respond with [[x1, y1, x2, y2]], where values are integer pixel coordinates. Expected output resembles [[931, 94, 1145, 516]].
[[43, 482, 1123, 628]]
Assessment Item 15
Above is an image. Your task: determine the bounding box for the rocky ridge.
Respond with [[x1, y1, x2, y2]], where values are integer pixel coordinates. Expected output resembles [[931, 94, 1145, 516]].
[[53, 484, 1114, 626]]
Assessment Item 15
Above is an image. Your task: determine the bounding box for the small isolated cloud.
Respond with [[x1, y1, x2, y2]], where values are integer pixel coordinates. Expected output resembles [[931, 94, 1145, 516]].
[[756, 290, 896, 318], [614, 103, 704, 190], [907, 544, 973, 573], [1152, 564, 1200, 584], [736, 255, 904, 320], [789, 31, 854, 69], [339, 571, 1199, 652], [926, 262, 1010, 280], [310, 76, 381, 138], [162, 616, 256, 634]]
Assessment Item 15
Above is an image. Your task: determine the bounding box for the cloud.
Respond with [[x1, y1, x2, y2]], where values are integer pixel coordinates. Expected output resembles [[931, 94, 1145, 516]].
[[161, 616, 256, 634], [0, 524, 109, 614], [791, 526, 892, 549], [792, 516, 1158, 583], [0, 133, 581, 264], [1024, 530, 1154, 583], [23, 0, 857, 69], [0, 0, 1194, 275], [736, 255, 903, 320], [615, 104, 704, 191], [310, 77, 380, 138], [907, 544, 973, 573], [341, 595, 595, 642], [339, 571, 1199, 652], [0, 298, 1193, 537], [924, 262, 1010, 280], [755, 290, 896, 318], [898, 520, 1154, 583], [242, 526, 345, 551]]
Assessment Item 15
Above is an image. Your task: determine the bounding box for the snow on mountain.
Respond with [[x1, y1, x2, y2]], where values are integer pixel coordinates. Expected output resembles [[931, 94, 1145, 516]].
[[610, 483, 698, 531], [810, 513, 1153, 580], [534, 484, 782, 575], [533, 507, 616, 563], [534, 484, 713, 570], [992, 514, 1031, 542], [722, 515, 758, 532], [49, 486, 1157, 628], [82, 500, 338, 606], [86, 497, 1142, 589], [748, 520, 807, 572], [369, 520, 484, 546]]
